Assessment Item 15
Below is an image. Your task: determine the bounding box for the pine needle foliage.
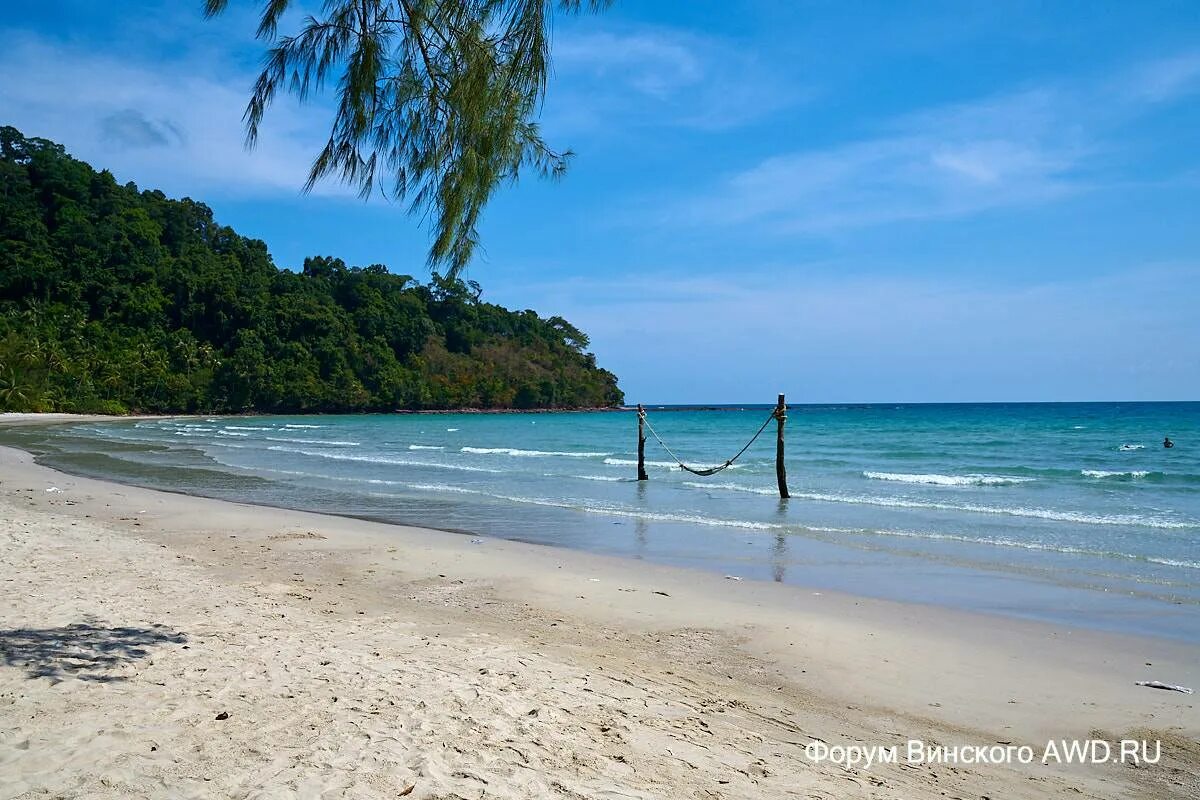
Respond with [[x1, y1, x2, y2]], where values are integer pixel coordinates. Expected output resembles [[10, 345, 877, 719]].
[[203, 0, 609, 276]]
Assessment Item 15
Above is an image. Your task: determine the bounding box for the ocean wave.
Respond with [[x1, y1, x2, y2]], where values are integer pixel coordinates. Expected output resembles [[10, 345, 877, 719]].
[[788, 491, 1195, 529], [461, 446, 610, 458], [574, 475, 628, 482], [266, 446, 503, 473], [446, 428, 460, 432], [263, 436, 359, 446], [391, 483, 787, 530], [580, 506, 780, 529], [224, 425, 272, 431], [605, 457, 674, 468], [863, 471, 1034, 487], [863, 528, 1200, 569], [285, 424, 324, 429], [217, 430, 249, 437], [408, 445, 444, 451], [405, 482, 481, 495], [1081, 469, 1154, 480], [1146, 556, 1200, 570], [603, 457, 740, 471], [220, 463, 405, 486], [684, 481, 775, 495], [176, 461, 1200, 570], [1118, 444, 1144, 451]]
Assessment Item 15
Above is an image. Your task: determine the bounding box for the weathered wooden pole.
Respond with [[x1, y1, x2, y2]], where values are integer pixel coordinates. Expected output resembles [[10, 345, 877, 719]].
[[775, 393, 789, 499], [636, 404, 649, 481]]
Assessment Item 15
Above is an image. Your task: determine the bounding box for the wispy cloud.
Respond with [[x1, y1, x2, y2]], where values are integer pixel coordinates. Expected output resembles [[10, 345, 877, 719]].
[[554, 30, 704, 98], [544, 26, 805, 134], [0, 30, 347, 201], [1119, 52, 1200, 103], [674, 52, 1200, 235]]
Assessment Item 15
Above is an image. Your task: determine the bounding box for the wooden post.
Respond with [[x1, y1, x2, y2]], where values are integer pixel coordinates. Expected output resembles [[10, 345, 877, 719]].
[[636, 404, 649, 481], [775, 393, 789, 499]]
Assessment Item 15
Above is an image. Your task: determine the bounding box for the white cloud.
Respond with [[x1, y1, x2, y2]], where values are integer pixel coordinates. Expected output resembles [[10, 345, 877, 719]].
[[1120, 52, 1200, 103], [693, 138, 1082, 233], [0, 31, 349, 201], [674, 52, 1200, 236], [553, 30, 704, 97], [544, 26, 804, 134]]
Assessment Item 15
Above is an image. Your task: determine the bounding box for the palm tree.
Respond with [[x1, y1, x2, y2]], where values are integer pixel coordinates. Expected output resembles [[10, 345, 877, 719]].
[[204, 0, 609, 276], [0, 365, 29, 409]]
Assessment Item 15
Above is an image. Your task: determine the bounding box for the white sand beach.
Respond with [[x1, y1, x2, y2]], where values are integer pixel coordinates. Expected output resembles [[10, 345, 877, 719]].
[[1, 435, 1198, 799]]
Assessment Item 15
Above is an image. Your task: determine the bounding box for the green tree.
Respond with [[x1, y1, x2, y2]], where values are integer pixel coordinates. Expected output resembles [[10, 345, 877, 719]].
[[0, 126, 623, 414], [204, 0, 609, 275]]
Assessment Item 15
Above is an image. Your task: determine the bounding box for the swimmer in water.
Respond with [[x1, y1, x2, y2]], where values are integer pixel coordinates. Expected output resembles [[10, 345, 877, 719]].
[[1164, 436, 1174, 449]]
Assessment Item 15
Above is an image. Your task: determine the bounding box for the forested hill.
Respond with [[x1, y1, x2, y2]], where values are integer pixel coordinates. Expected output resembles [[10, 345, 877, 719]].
[[0, 127, 623, 414]]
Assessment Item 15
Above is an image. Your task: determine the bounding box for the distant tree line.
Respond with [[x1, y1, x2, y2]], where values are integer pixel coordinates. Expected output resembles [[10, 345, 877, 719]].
[[0, 126, 623, 413]]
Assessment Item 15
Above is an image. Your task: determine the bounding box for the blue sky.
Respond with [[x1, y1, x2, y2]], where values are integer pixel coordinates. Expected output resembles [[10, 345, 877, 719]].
[[3, 1, 1198, 402]]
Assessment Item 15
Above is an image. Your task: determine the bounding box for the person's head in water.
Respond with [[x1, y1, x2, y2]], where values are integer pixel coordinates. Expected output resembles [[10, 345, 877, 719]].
[[1164, 436, 1174, 448]]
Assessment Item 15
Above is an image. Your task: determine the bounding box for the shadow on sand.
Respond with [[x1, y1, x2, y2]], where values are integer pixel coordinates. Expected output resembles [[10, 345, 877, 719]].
[[0, 621, 187, 682]]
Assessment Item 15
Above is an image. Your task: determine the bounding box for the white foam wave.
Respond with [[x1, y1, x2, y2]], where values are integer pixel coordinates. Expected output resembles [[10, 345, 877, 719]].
[[1119, 444, 1144, 451], [1146, 556, 1200, 570], [388, 483, 786, 530], [224, 425, 272, 431], [1081, 470, 1150, 479], [863, 529, 1200, 569], [408, 445, 444, 451], [217, 430, 249, 437], [461, 446, 609, 458], [605, 457, 674, 468], [446, 428, 460, 432], [863, 471, 1033, 487], [405, 482, 481, 495], [285, 424, 324, 429], [226, 463, 405, 486], [602, 457, 737, 471], [574, 475, 626, 482], [267, 446, 503, 473], [684, 481, 775, 495], [790, 491, 1193, 529], [580, 506, 779, 529], [263, 436, 359, 446]]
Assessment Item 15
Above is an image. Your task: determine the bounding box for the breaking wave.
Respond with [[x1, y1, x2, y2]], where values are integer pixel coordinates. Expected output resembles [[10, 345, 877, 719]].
[[461, 446, 609, 458], [1081, 469, 1155, 480], [266, 446, 503, 473], [863, 471, 1033, 487]]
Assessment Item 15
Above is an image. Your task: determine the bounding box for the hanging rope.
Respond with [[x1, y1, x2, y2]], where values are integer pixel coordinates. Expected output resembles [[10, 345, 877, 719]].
[[640, 408, 778, 476]]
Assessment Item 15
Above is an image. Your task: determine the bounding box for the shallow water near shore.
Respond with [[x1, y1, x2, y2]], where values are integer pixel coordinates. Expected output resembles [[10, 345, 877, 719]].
[[5, 402, 1200, 641]]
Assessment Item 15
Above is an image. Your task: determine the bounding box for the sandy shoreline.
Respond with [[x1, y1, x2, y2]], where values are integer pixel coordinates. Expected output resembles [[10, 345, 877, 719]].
[[1, 434, 1198, 797]]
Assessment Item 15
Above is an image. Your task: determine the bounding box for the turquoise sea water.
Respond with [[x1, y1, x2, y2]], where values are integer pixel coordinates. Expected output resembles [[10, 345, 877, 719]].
[[6, 402, 1199, 641]]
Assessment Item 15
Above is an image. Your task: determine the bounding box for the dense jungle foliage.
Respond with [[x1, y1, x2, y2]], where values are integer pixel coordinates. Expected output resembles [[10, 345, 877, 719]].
[[0, 127, 623, 413]]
